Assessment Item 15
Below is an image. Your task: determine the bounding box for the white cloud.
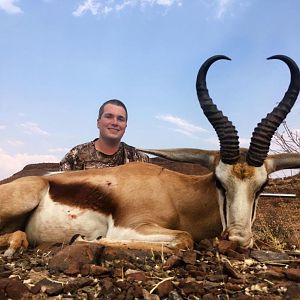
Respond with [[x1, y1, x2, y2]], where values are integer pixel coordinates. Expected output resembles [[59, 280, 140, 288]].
[[203, 136, 220, 146], [0, 0, 23, 14], [115, 1, 135, 12], [156, 114, 207, 137], [161, 0, 182, 6], [7, 139, 24, 147], [48, 147, 70, 153], [73, 0, 182, 16], [213, 0, 249, 19], [0, 148, 59, 180], [73, 0, 101, 16], [0, 125, 6, 130], [202, 136, 250, 148], [215, 0, 232, 18], [141, 0, 182, 7], [20, 122, 49, 136]]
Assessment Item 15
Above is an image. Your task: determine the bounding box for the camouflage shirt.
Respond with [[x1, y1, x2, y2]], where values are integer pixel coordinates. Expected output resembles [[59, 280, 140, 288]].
[[59, 139, 149, 171]]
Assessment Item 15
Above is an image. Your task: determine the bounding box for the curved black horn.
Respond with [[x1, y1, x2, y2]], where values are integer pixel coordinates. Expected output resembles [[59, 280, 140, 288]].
[[246, 55, 300, 167], [196, 55, 240, 164]]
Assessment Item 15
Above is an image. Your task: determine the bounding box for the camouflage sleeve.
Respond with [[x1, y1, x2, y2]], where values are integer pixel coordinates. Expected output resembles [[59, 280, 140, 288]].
[[59, 155, 73, 171], [123, 143, 149, 163], [59, 147, 83, 171], [135, 150, 150, 163]]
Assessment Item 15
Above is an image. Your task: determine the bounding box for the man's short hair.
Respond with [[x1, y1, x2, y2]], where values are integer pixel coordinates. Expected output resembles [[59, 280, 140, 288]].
[[98, 99, 128, 121]]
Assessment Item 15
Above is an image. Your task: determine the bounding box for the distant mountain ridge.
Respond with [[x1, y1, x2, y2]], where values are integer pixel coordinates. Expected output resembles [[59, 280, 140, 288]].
[[0, 158, 210, 185]]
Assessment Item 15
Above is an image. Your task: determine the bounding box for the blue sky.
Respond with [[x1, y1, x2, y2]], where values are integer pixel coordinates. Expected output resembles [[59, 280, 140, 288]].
[[1, 0, 300, 180]]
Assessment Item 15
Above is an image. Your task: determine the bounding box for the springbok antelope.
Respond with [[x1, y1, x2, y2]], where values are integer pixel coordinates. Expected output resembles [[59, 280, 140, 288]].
[[1, 55, 300, 257]]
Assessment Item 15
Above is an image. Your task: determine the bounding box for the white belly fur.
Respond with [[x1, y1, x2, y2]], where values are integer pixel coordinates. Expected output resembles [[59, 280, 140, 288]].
[[25, 194, 108, 245]]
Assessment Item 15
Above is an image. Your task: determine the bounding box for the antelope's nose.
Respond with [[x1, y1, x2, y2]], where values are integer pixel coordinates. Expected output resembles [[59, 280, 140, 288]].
[[222, 228, 254, 248], [228, 231, 253, 248]]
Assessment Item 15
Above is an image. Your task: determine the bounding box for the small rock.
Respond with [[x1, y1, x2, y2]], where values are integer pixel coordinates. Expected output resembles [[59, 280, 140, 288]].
[[0, 270, 12, 278], [224, 282, 243, 291], [203, 293, 219, 300], [125, 269, 147, 282], [142, 289, 160, 300], [217, 240, 237, 254], [80, 263, 91, 276], [89, 264, 110, 276], [101, 277, 114, 291], [180, 281, 205, 296], [264, 267, 285, 280], [163, 255, 182, 270], [45, 283, 64, 296], [284, 283, 300, 300], [236, 246, 250, 257], [126, 286, 135, 299], [197, 239, 214, 251], [0, 278, 29, 300], [48, 242, 104, 274], [31, 278, 63, 296], [284, 268, 300, 282], [222, 259, 243, 279], [207, 274, 228, 283], [156, 279, 174, 297], [180, 250, 196, 265], [64, 277, 94, 293], [287, 231, 300, 249], [64, 263, 81, 275], [132, 284, 143, 298], [226, 249, 247, 260], [168, 290, 183, 300], [250, 249, 289, 263]]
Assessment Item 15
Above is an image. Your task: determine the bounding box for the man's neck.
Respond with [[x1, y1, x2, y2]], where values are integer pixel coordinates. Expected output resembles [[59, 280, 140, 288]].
[[94, 138, 121, 155]]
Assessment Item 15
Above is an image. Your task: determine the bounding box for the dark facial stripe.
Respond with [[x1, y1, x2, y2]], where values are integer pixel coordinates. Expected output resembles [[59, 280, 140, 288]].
[[255, 180, 268, 199], [48, 180, 117, 216], [251, 198, 257, 221], [215, 177, 227, 225], [252, 180, 268, 221]]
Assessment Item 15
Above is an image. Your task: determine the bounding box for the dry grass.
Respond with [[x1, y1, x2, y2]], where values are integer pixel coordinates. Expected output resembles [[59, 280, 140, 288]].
[[253, 196, 300, 251]]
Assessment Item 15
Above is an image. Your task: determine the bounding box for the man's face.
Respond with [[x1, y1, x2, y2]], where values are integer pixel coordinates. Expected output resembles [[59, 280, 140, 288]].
[[97, 103, 127, 143]]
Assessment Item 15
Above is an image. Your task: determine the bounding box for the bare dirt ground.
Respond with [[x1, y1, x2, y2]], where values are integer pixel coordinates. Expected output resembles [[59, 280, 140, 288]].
[[0, 161, 299, 299]]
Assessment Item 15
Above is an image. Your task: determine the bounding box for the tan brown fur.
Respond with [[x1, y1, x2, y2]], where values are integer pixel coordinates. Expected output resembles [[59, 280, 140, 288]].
[[0, 163, 221, 255], [0, 231, 29, 256], [0, 149, 298, 256], [231, 163, 255, 180]]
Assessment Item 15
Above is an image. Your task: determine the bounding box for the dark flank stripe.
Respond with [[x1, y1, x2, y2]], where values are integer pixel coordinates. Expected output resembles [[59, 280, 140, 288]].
[[48, 180, 117, 215]]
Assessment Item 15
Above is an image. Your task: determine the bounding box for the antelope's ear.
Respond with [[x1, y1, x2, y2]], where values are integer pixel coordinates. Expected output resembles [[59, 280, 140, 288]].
[[265, 153, 300, 174], [138, 148, 220, 171]]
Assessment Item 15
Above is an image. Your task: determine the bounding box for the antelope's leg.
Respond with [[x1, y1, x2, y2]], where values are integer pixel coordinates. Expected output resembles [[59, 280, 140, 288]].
[[0, 231, 29, 257], [0, 177, 48, 256], [80, 223, 194, 252], [134, 223, 194, 250], [0, 176, 48, 218]]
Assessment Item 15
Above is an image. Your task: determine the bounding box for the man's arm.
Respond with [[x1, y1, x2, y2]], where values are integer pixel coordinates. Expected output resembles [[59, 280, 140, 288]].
[[135, 150, 150, 163], [59, 147, 81, 171], [123, 143, 150, 163]]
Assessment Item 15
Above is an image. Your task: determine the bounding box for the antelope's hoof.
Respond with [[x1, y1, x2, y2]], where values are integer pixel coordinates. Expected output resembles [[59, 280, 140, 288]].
[[3, 248, 16, 258]]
